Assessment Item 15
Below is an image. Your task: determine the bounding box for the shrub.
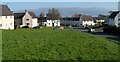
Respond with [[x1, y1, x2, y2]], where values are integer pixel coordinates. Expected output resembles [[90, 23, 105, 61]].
[[103, 26, 120, 36]]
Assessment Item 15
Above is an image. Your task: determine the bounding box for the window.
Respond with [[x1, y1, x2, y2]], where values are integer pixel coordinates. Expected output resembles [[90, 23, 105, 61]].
[[0, 24, 2, 27], [26, 23, 30, 25], [19, 19, 22, 21], [118, 23, 120, 25], [26, 19, 29, 21], [10, 16, 12, 18], [6, 24, 7, 26], [6, 16, 7, 18], [49, 23, 50, 25], [11, 23, 12, 25], [119, 19, 120, 21]]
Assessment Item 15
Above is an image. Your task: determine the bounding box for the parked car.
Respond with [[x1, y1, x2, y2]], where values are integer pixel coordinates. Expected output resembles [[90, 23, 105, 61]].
[[22, 26, 29, 28], [33, 26, 42, 29], [68, 26, 72, 28], [88, 28, 95, 32]]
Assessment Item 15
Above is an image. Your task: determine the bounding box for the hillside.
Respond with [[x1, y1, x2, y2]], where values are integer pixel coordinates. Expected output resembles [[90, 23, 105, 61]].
[[2, 28, 119, 60]]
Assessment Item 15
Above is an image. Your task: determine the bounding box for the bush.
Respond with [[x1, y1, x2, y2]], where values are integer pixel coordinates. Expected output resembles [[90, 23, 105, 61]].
[[103, 26, 120, 36], [14, 25, 20, 29]]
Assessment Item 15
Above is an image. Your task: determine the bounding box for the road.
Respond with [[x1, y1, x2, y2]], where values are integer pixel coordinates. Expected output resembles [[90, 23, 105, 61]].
[[73, 27, 120, 42]]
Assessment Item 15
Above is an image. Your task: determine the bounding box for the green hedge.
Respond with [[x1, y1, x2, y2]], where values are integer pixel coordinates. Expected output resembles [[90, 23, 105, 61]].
[[103, 26, 120, 35]]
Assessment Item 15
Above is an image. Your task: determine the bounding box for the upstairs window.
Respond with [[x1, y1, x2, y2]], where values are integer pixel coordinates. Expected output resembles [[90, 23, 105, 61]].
[[26, 19, 29, 21], [118, 19, 120, 21], [26, 23, 30, 25], [10, 16, 12, 18], [6, 16, 7, 18]]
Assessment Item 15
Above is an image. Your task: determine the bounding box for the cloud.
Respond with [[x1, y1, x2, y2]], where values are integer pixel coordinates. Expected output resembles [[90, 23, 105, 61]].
[[1, 0, 120, 2]]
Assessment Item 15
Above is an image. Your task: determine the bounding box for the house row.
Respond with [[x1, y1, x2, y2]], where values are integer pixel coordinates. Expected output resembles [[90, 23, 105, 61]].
[[107, 11, 120, 27], [61, 15, 95, 27], [38, 16, 60, 27], [0, 5, 60, 29], [61, 14, 107, 27]]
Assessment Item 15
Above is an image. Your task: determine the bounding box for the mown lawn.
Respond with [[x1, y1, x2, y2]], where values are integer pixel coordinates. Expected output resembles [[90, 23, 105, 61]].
[[2, 28, 119, 60]]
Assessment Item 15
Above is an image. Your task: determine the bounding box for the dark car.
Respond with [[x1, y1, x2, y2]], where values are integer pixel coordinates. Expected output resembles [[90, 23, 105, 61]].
[[33, 26, 42, 29], [22, 26, 29, 28]]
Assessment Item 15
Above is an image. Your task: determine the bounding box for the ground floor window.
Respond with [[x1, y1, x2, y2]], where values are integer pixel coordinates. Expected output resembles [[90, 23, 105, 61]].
[[11, 23, 12, 26], [26, 23, 30, 25], [0, 24, 2, 27], [118, 23, 120, 25]]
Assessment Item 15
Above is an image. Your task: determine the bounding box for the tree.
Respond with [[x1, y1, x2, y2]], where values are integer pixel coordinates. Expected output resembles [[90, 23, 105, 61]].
[[72, 14, 82, 18], [47, 8, 60, 20], [39, 12, 45, 18], [39, 13, 45, 21]]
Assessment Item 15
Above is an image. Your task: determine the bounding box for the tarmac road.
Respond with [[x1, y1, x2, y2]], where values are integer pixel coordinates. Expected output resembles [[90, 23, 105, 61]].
[[73, 27, 120, 42]]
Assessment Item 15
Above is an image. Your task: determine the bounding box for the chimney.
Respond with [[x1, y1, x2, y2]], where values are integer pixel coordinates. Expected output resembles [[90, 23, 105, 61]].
[[25, 10, 27, 12]]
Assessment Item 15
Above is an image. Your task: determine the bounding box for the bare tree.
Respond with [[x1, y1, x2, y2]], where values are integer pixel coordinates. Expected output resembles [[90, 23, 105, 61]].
[[47, 8, 60, 20]]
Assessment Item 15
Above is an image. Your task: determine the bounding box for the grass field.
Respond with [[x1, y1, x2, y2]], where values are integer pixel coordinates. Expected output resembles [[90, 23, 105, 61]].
[[2, 28, 119, 60]]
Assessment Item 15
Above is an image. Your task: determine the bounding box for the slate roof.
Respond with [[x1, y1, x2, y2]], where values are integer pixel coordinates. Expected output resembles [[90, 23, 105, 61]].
[[63, 15, 93, 21], [109, 11, 119, 18], [14, 13, 25, 19], [28, 12, 37, 18], [0, 5, 13, 16], [93, 17, 104, 20], [14, 11, 37, 19], [63, 17, 80, 21]]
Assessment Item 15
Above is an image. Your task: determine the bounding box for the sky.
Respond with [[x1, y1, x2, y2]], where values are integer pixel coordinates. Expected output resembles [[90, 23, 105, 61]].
[[1, 0, 120, 2], [0, 2, 118, 11]]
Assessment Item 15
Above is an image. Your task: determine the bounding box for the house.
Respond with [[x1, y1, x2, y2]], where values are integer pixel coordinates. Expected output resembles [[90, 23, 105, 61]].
[[79, 15, 95, 27], [14, 10, 38, 28], [108, 11, 120, 27], [93, 14, 109, 26], [39, 15, 60, 27], [61, 17, 80, 26], [61, 14, 95, 27], [62, 15, 95, 27], [0, 5, 14, 29]]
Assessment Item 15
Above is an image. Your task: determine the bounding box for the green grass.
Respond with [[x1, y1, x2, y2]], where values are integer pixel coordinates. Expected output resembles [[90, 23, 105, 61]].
[[2, 28, 119, 60]]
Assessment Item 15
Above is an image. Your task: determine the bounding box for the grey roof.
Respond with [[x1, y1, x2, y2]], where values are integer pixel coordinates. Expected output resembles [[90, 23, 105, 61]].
[[109, 11, 119, 18], [0, 5, 13, 16], [14, 13, 25, 19], [81, 15, 93, 21], [28, 12, 37, 18], [14, 11, 37, 19]]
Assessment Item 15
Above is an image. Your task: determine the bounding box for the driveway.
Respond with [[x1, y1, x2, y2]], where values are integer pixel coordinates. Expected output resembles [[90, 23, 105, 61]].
[[73, 27, 120, 42]]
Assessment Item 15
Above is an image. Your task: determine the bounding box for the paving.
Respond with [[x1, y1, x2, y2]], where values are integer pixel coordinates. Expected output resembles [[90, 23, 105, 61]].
[[73, 27, 120, 42]]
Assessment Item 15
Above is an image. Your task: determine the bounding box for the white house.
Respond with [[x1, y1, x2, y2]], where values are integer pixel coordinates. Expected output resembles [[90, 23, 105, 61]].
[[0, 5, 14, 29], [14, 10, 38, 28], [79, 15, 95, 27], [44, 20, 60, 27], [39, 17, 60, 27], [108, 11, 120, 27], [61, 15, 95, 27]]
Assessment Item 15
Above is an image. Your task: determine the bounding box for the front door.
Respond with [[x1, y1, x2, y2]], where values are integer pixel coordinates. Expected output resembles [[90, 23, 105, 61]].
[[52, 23, 54, 26]]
